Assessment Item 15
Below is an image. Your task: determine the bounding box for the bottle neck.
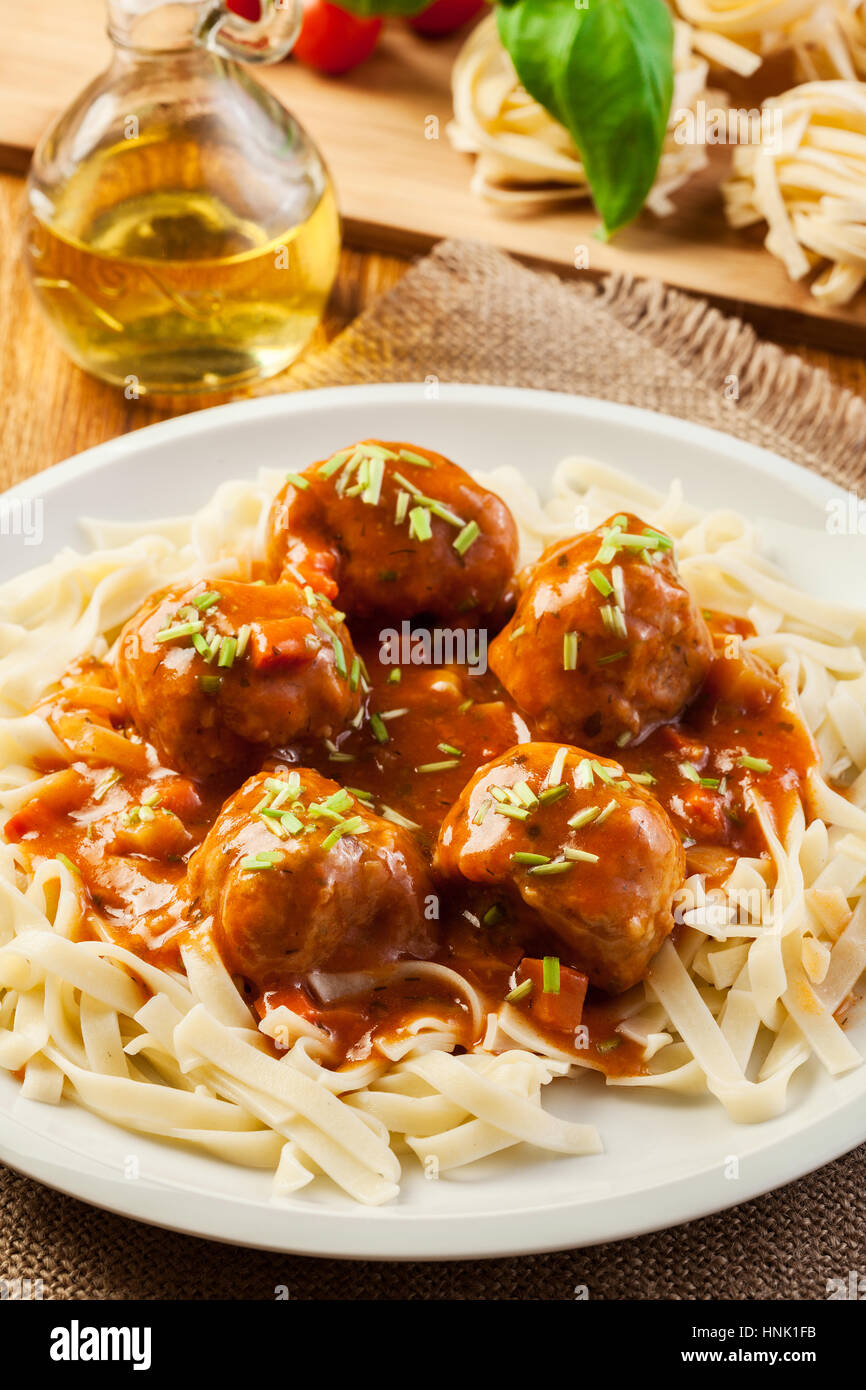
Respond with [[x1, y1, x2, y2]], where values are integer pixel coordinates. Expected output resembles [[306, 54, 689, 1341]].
[[106, 0, 211, 55]]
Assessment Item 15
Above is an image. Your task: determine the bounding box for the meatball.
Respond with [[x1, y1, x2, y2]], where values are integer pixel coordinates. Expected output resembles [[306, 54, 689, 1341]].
[[265, 440, 518, 622], [117, 578, 361, 780], [435, 743, 684, 993], [489, 513, 712, 749], [184, 768, 436, 985]]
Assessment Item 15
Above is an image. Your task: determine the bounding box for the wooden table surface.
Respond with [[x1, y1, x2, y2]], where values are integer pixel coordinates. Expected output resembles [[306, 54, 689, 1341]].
[[1, 166, 864, 493]]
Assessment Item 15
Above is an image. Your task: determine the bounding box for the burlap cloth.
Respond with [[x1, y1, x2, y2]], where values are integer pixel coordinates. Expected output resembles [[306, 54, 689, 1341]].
[[3, 240, 865, 1300]]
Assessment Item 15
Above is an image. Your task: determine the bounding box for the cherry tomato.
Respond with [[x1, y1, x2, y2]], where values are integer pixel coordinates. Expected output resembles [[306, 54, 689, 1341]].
[[409, 0, 486, 37], [293, 1, 383, 75], [226, 0, 262, 20]]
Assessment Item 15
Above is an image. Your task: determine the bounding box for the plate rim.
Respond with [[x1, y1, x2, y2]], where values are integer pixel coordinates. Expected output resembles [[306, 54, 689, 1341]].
[[1, 381, 862, 1262]]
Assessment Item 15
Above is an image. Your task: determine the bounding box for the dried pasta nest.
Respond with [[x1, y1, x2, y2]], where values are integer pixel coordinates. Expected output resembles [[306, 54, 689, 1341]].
[[674, 0, 866, 80], [723, 80, 866, 304], [447, 14, 720, 217]]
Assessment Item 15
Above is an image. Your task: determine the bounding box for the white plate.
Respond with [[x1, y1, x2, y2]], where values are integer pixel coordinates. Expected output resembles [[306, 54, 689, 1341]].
[[2, 384, 863, 1261]]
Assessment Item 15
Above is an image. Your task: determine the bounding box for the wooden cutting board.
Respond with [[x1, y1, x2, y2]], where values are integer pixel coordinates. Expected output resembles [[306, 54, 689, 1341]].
[[3, 0, 865, 350]]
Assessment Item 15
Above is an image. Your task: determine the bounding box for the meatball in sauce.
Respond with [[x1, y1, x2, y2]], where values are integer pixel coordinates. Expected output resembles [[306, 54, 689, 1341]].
[[490, 513, 713, 749], [117, 578, 361, 780], [266, 440, 518, 623], [184, 767, 436, 988], [436, 743, 685, 993]]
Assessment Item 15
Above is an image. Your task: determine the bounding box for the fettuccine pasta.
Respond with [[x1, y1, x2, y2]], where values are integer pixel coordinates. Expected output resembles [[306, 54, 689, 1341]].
[[723, 80, 866, 304], [0, 453, 863, 1205]]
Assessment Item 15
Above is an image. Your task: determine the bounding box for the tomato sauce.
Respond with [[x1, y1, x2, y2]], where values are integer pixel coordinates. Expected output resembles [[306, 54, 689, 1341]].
[[3, 611, 819, 1077]]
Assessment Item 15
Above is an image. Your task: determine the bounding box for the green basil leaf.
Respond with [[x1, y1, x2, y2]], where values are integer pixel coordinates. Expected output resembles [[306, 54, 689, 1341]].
[[497, 0, 589, 134], [336, 0, 428, 14], [497, 0, 674, 237]]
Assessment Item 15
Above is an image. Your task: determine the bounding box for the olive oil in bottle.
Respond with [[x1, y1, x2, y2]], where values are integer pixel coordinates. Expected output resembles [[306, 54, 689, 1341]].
[[25, 0, 339, 396]]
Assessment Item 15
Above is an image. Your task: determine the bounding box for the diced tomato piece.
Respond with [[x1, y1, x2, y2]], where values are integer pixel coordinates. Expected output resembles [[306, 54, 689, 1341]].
[[681, 785, 727, 841], [4, 768, 92, 839], [249, 617, 316, 670], [514, 957, 588, 1033], [157, 777, 203, 822]]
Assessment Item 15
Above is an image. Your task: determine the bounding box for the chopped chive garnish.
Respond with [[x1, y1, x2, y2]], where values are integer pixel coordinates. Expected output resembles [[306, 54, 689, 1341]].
[[509, 625, 525, 642], [399, 448, 433, 467], [575, 759, 594, 789], [380, 708, 408, 721], [542, 957, 561, 994], [483, 904, 504, 927], [268, 785, 291, 811], [280, 812, 303, 834], [423, 497, 465, 528], [408, 506, 433, 542], [529, 859, 573, 875], [438, 742, 462, 757], [589, 568, 613, 597], [285, 472, 309, 490], [700, 777, 720, 789], [199, 674, 221, 695], [359, 443, 399, 461], [490, 786, 508, 803], [548, 748, 568, 787], [318, 450, 351, 478], [505, 979, 533, 1004], [141, 788, 160, 806], [739, 755, 772, 773], [346, 786, 373, 802], [642, 527, 673, 550], [370, 713, 389, 744], [591, 760, 616, 786], [218, 635, 237, 669], [362, 456, 385, 507], [595, 800, 617, 826], [208, 633, 221, 661], [563, 847, 599, 864], [394, 490, 410, 525], [597, 1037, 622, 1053], [417, 759, 462, 773], [56, 852, 78, 874], [615, 532, 662, 550], [513, 781, 538, 809], [385, 668, 401, 685], [494, 802, 530, 821], [538, 784, 568, 805], [155, 620, 204, 642], [511, 852, 551, 866], [349, 655, 361, 691], [240, 853, 280, 872], [473, 798, 492, 825], [93, 768, 122, 802], [597, 651, 627, 665], [235, 625, 251, 659], [563, 631, 580, 670], [629, 771, 657, 785], [453, 521, 480, 556], [391, 470, 423, 498], [332, 636, 347, 678], [321, 816, 366, 851], [192, 632, 210, 658], [679, 761, 701, 783], [719, 777, 728, 794], [601, 604, 628, 639], [457, 698, 473, 714], [595, 526, 624, 564], [138, 805, 155, 823], [616, 731, 632, 747], [568, 806, 600, 829], [380, 804, 421, 830], [192, 591, 221, 612]]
